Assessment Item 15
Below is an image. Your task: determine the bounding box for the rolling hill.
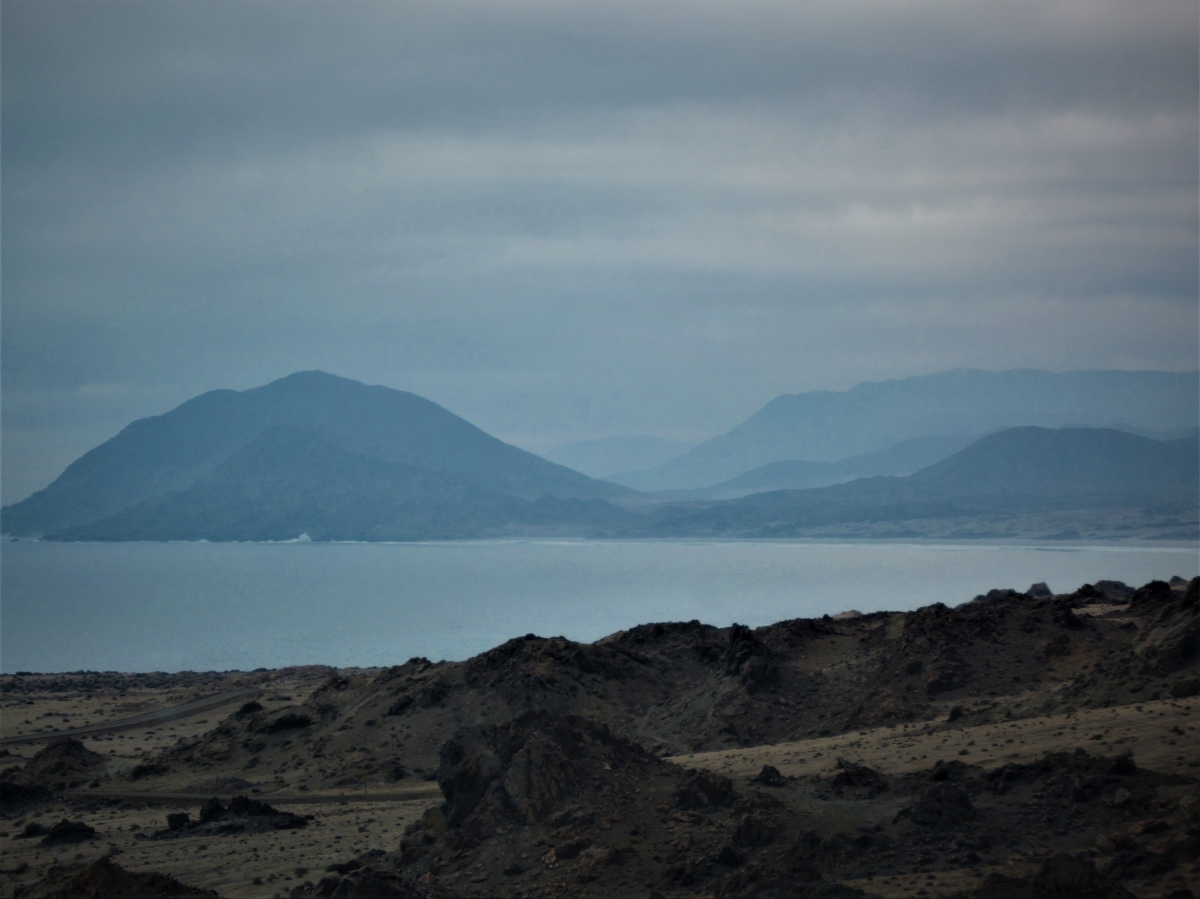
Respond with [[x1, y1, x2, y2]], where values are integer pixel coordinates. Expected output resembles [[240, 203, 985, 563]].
[[607, 369, 1200, 491], [662, 433, 978, 500], [1, 372, 633, 540], [637, 427, 1200, 536]]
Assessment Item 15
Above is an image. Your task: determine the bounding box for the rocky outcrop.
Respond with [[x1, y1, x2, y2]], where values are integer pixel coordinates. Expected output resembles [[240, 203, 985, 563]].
[[38, 819, 97, 846], [11, 858, 221, 899], [973, 852, 1135, 899], [909, 782, 976, 827], [432, 711, 648, 833], [156, 795, 309, 838], [6, 738, 104, 791]]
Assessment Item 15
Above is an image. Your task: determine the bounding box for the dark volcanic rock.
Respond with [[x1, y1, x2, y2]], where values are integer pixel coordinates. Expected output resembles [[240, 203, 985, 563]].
[[0, 780, 53, 805], [1171, 676, 1200, 698], [678, 770, 735, 809], [752, 764, 786, 787], [264, 711, 314, 733], [433, 710, 653, 833], [303, 867, 458, 898], [129, 762, 171, 780], [727, 624, 778, 692], [436, 728, 506, 826], [39, 819, 97, 846], [14, 822, 50, 839], [832, 759, 887, 794], [910, 782, 976, 827], [11, 738, 104, 790], [12, 857, 221, 899], [974, 852, 1135, 898]]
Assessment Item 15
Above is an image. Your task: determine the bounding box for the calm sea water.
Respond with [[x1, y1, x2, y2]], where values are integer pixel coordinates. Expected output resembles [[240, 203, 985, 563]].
[[2, 540, 1197, 674]]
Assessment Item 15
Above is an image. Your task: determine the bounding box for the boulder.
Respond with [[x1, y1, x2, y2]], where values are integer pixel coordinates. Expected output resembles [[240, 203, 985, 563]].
[[263, 711, 314, 733], [911, 782, 976, 827], [39, 819, 96, 846], [726, 625, 778, 691], [1161, 828, 1200, 864], [677, 770, 735, 810], [436, 730, 505, 826], [752, 764, 786, 787], [735, 813, 775, 848], [831, 759, 886, 791]]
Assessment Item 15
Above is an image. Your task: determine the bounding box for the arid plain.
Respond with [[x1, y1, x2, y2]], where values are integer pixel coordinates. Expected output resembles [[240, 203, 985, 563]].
[[3, 577, 1198, 899]]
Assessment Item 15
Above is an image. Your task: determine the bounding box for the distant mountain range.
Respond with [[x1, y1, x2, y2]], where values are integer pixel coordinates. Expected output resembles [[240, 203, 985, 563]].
[[660, 434, 979, 500], [2, 372, 632, 541], [540, 435, 695, 479], [606, 369, 1199, 491], [634, 427, 1199, 537], [3, 370, 1196, 542]]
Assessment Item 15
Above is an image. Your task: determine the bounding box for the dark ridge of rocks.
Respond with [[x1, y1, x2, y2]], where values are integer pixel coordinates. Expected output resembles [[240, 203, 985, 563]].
[[263, 711, 315, 733], [432, 710, 656, 831], [0, 780, 53, 805], [13, 822, 51, 839], [38, 819, 97, 846], [294, 712, 861, 899], [726, 624, 779, 692], [6, 738, 104, 791], [1051, 576, 1199, 710], [128, 762, 171, 781], [676, 770, 735, 809], [153, 795, 310, 840], [972, 852, 1136, 898], [135, 578, 1196, 795], [12, 857, 221, 899], [908, 782, 977, 827], [295, 867, 458, 898], [179, 776, 254, 794], [752, 764, 786, 787]]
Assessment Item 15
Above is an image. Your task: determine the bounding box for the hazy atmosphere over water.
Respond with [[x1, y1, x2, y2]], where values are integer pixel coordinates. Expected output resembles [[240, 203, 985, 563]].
[[3, 1, 1198, 503]]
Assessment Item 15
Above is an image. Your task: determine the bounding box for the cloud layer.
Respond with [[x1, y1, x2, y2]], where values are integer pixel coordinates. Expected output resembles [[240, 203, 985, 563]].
[[3, 0, 1197, 500]]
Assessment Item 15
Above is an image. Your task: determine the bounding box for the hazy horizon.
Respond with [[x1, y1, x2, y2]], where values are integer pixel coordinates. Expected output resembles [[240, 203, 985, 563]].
[[4, 1, 1198, 503]]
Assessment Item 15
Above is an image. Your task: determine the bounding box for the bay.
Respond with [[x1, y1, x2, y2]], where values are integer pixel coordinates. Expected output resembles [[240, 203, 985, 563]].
[[2, 539, 1196, 674]]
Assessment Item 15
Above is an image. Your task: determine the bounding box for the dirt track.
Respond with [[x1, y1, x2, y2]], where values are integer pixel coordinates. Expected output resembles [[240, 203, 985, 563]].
[[0, 687, 264, 748]]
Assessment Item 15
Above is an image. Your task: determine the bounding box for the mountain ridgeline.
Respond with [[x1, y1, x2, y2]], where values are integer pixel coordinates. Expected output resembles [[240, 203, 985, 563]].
[[606, 368, 1200, 491], [636, 427, 1199, 538], [2, 370, 1197, 542], [1, 372, 633, 541]]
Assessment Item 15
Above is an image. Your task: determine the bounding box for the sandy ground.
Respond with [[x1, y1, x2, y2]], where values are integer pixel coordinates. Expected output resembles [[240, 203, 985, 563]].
[[669, 697, 1200, 781], [0, 670, 333, 789], [3, 692, 1197, 898], [0, 794, 437, 898]]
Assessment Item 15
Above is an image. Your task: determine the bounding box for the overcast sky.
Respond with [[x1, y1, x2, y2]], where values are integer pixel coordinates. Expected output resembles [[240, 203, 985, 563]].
[[3, 0, 1197, 502]]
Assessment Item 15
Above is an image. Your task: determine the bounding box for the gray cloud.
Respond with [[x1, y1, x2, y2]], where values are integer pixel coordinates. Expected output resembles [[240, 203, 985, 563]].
[[3, 0, 1197, 501]]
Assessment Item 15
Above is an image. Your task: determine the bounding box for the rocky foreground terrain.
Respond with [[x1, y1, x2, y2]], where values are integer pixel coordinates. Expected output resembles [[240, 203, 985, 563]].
[[1, 576, 1198, 898]]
